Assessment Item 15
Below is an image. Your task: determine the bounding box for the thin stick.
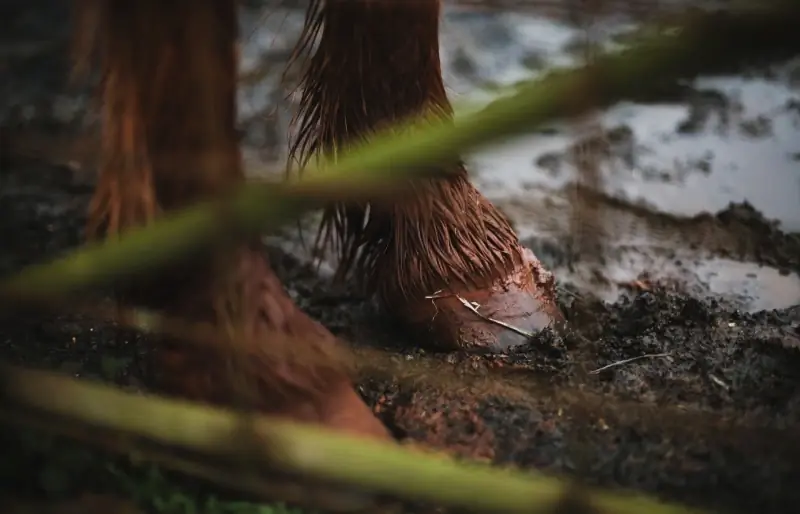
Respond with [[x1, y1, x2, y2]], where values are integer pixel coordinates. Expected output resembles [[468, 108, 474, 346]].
[[455, 294, 535, 339], [589, 353, 671, 374]]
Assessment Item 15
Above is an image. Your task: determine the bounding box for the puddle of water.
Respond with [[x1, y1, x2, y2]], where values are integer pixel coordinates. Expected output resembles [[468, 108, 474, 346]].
[[698, 259, 800, 311], [552, 251, 800, 312], [468, 79, 800, 231], [445, 10, 800, 311], [238, 6, 800, 312]]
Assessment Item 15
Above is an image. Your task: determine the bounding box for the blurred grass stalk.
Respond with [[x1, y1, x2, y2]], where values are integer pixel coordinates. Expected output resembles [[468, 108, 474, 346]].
[[2, 0, 799, 301], [0, 363, 710, 514]]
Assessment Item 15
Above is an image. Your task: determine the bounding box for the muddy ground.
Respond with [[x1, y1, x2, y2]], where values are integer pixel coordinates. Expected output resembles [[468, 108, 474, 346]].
[[4, 1, 800, 514]]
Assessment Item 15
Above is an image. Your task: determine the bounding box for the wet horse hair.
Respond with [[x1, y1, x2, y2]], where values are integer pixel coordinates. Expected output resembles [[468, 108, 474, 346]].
[[289, 0, 526, 307], [71, 0, 378, 431]]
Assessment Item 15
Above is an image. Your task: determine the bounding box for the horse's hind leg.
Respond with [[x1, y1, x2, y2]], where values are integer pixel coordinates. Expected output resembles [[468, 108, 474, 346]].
[[78, 0, 388, 438], [291, 0, 563, 352]]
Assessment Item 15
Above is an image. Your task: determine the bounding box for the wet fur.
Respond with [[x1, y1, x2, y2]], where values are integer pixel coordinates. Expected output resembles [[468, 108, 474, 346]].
[[289, 0, 525, 305], [74, 0, 349, 410]]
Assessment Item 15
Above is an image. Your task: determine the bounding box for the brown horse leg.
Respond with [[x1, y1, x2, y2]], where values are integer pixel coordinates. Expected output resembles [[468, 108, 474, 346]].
[[77, 0, 388, 438], [290, 0, 563, 352]]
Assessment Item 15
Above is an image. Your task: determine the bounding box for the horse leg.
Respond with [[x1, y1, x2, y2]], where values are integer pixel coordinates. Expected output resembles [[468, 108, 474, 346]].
[[290, 0, 563, 352], [77, 0, 388, 438]]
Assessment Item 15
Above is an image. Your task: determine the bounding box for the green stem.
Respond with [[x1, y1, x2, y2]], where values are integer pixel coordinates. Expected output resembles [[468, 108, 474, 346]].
[[0, 363, 711, 514], [2, 1, 798, 299]]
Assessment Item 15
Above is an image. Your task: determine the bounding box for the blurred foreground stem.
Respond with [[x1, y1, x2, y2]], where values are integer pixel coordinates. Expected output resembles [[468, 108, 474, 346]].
[[2, 0, 800, 299], [0, 363, 710, 514]]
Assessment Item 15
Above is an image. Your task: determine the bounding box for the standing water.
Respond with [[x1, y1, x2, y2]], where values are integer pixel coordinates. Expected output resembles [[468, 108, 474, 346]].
[[243, 5, 800, 311]]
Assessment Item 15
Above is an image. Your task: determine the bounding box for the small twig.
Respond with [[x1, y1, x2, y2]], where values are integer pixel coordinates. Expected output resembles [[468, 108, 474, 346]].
[[708, 374, 730, 391], [589, 353, 670, 374], [454, 294, 535, 339], [424, 289, 455, 321]]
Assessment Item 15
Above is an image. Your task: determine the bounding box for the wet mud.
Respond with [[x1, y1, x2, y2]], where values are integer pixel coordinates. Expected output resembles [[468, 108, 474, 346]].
[[4, 2, 800, 514], [4, 157, 800, 513]]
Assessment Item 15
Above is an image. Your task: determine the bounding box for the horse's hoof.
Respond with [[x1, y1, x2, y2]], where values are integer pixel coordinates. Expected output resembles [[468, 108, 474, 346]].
[[397, 250, 564, 352], [310, 379, 393, 440]]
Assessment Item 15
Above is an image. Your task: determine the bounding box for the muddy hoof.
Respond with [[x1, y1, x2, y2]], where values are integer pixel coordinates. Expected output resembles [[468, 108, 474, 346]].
[[159, 341, 391, 440], [158, 341, 392, 440], [401, 250, 564, 352], [312, 380, 392, 440], [149, 246, 392, 441]]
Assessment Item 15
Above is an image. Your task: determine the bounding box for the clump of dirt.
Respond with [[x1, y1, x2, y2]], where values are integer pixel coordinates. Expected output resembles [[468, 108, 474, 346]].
[[274, 195, 800, 513], [351, 292, 800, 514]]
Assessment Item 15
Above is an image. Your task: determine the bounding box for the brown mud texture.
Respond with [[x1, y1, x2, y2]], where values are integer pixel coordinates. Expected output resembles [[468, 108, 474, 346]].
[[4, 3, 800, 514], [5, 160, 800, 514]]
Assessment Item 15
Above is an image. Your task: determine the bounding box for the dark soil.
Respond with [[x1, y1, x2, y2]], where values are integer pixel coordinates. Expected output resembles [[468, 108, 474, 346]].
[[4, 154, 800, 514], [295, 215, 800, 514]]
